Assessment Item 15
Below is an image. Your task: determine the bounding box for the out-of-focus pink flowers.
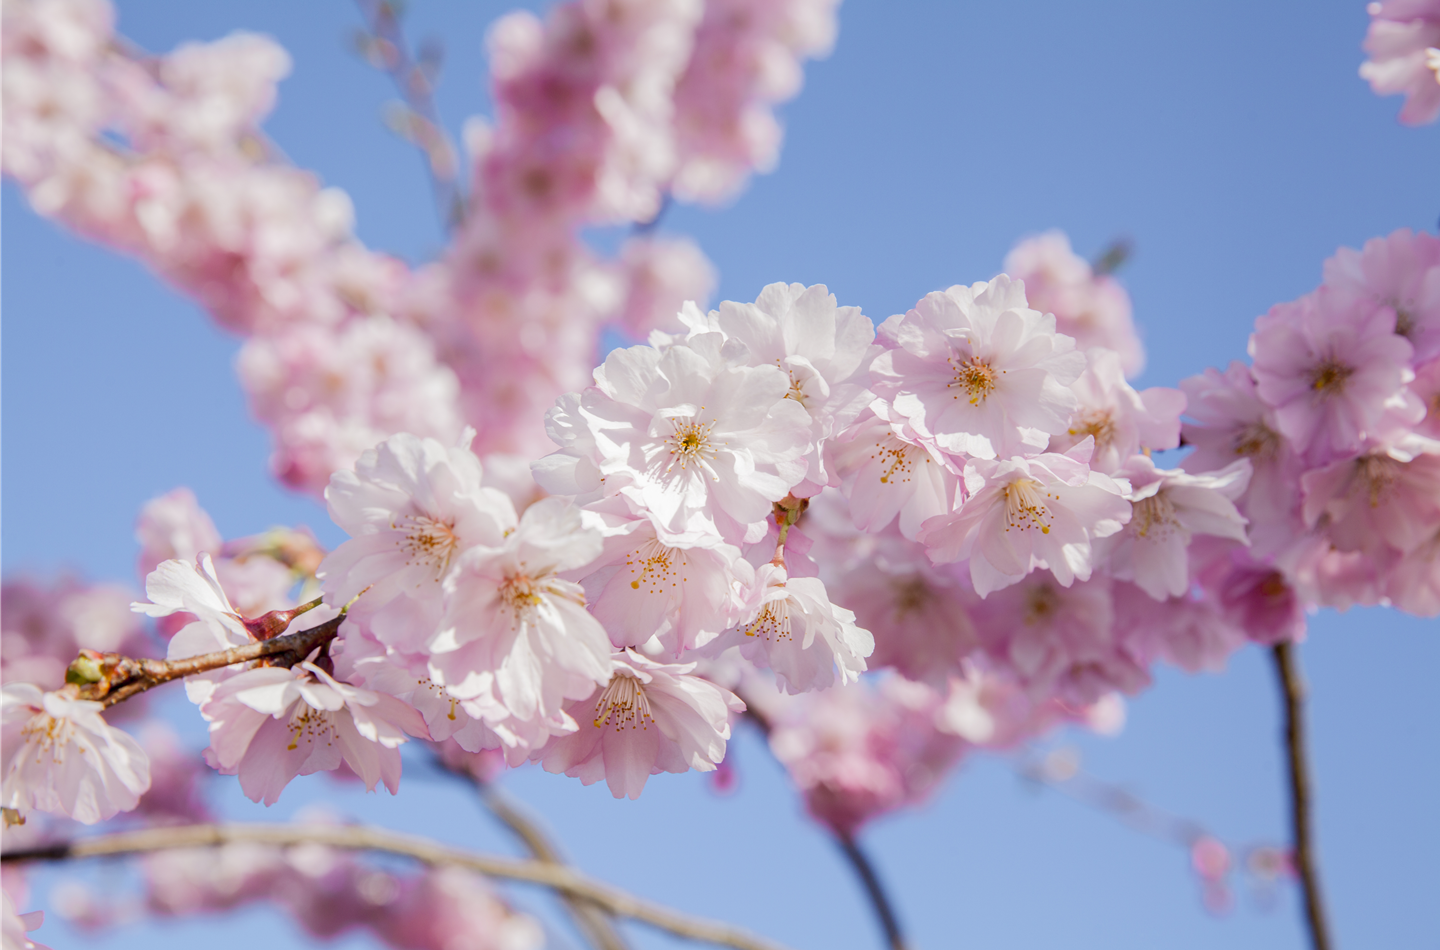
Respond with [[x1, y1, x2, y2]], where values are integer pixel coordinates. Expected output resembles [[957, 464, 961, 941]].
[[1361, 0, 1440, 125], [1003, 231, 1146, 377], [1, 578, 148, 691]]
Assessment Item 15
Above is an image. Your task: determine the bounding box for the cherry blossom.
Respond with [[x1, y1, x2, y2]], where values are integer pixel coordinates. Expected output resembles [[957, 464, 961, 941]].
[[1, 683, 150, 825], [1, 578, 147, 691], [2, 891, 48, 950], [1299, 439, 1440, 558], [828, 406, 961, 539], [872, 276, 1086, 460], [538, 649, 743, 799], [1249, 289, 1423, 464], [1047, 348, 1185, 474], [1002, 230, 1146, 376], [1322, 228, 1440, 362], [721, 562, 874, 693], [1098, 455, 1252, 601], [428, 498, 614, 724], [1360, 0, 1440, 126], [197, 661, 427, 805], [918, 449, 1131, 596]]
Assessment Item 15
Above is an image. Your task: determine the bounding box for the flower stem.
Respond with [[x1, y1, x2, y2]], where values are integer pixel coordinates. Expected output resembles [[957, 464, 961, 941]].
[[1272, 641, 1334, 950], [835, 833, 910, 950]]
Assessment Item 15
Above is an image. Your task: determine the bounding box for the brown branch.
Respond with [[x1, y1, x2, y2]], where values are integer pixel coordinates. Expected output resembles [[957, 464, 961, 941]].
[[72, 616, 343, 708], [835, 834, 909, 950], [433, 752, 631, 950], [1272, 642, 1334, 950], [2, 823, 790, 950]]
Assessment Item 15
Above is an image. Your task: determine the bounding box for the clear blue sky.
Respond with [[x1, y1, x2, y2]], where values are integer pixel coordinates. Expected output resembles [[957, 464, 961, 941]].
[[3, 2, 1436, 948]]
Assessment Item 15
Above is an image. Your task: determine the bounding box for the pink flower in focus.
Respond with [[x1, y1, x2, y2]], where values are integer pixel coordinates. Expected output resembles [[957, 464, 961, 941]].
[[828, 404, 961, 540], [538, 648, 743, 800], [1249, 289, 1423, 465], [872, 276, 1086, 460], [918, 450, 1131, 597], [1360, 0, 1440, 125], [723, 563, 873, 693], [1003, 230, 1145, 376], [1, 683, 151, 825], [198, 661, 427, 806], [1048, 348, 1185, 474], [1099, 455, 1252, 601]]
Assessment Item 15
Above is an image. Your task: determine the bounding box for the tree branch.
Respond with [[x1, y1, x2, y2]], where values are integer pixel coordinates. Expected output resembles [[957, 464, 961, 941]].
[[835, 834, 909, 950], [72, 615, 343, 708], [434, 753, 631, 950], [1272, 642, 1334, 950], [2, 822, 792, 950]]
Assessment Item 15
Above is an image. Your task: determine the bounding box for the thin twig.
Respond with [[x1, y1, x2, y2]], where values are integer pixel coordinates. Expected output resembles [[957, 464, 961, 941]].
[[73, 616, 342, 708], [434, 752, 631, 950], [1272, 642, 1334, 950], [354, 0, 464, 231], [835, 834, 909, 950], [2, 823, 791, 950]]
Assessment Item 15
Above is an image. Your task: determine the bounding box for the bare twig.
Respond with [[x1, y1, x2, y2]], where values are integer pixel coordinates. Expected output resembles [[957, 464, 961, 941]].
[[3, 823, 792, 950], [434, 752, 631, 950], [353, 0, 464, 230], [70, 615, 342, 708], [1272, 642, 1335, 950], [835, 834, 909, 950]]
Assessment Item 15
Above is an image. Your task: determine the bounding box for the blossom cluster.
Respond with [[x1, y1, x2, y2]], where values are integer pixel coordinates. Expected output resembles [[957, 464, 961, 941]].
[[1, 0, 838, 493], [1361, 0, 1440, 125]]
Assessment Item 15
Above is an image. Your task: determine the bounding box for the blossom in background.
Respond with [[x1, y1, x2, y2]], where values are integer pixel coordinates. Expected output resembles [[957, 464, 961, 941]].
[[1, 683, 150, 825], [1360, 0, 1440, 126], [538, 649, 743, 799], [1002, 230, 1145, 377], [2, 891, 48, 950], [873, 276, 1086, 461]]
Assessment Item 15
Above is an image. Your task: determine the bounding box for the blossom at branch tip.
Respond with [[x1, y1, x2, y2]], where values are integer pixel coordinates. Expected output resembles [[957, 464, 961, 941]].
[[538, 648, 743, 799], [918, 449, 1131, 597], [1097, 455, 1252, 601], [1, 683, 150, 825], [1360, 0, 1440, 126], [872, 275, 1086, 461], [1048, 348, 1185, 474], [197, 660, 428, 806], [428, 497, 614, 724], [319, 432, 517, 655], [717, 563, 873, 694]]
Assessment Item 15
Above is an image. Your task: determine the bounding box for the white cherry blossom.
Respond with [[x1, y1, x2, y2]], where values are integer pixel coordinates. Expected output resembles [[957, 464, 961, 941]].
[[829, 404, 960, 539], [1047, 348, 1186, 474]]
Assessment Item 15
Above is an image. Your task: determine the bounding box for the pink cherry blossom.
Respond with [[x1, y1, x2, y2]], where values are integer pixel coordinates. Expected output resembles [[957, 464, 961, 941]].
[[578, 504, 751, 655], [1099, 455, 1252, 601], [919, 449, 1131, 596], [1360, 0, 1440, 125], [542, 333, 812, 543], [1, 683, 150, 825], [1048, 348, 1185, 474], [134, 487, 223, 581], [967, 574, 1150, 705], [428, 498, 614, 724], [873, 276, 1086, 460], [828, 404, 962, 539], [1110, 578, 1246, 673], [538, 648, 743, 799], [1002, 230, 1146, 376], [1300, 439, 1440, 557], [320, 432, 516, 655], [1249, 289, 1423, 465], [613, 234, 716, 337], [1322, 228, 1440, 362], [2, 891, 48, 950], [198, 661, 427, 805], [722, 563, 873, 693], [1, 578, 148, 691]]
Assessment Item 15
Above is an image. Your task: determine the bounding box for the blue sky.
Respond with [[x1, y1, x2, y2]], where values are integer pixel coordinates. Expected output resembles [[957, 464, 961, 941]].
[[3, 1, 1437, 948]]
